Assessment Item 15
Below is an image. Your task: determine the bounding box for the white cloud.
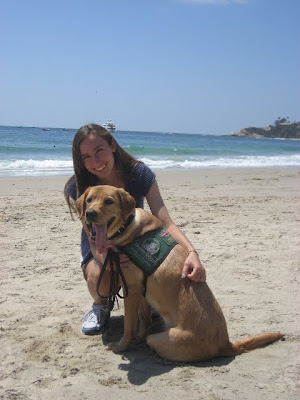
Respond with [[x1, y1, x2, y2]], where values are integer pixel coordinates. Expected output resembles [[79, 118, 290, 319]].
[[177, 0, 248, 5]]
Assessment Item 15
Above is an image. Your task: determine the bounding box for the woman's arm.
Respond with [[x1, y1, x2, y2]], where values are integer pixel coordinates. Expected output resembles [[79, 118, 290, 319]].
[[146, 180, 206, 282]]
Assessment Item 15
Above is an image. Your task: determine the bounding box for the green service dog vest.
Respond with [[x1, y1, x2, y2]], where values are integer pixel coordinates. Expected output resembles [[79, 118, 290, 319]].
[[120, 227, 177, 276]]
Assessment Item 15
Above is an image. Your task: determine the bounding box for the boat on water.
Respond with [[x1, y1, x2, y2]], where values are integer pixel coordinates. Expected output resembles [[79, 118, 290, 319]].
[[103, 119, 116, 132]]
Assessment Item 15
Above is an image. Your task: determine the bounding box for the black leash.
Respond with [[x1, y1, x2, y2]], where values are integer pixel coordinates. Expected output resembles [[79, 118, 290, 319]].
[[96, 248, 129, 311]]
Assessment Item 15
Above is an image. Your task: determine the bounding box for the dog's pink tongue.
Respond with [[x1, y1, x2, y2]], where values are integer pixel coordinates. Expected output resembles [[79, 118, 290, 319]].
[[94, 224, 108, 254]]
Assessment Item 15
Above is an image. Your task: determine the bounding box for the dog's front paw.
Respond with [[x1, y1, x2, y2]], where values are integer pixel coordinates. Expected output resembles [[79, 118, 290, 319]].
[[105, 342, 119, 352], [105, 339, 129, 353]]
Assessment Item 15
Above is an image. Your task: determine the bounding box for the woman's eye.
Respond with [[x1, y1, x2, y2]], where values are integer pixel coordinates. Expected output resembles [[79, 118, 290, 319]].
[[86, 197, 93, 203], [104, 199, 114, 205]]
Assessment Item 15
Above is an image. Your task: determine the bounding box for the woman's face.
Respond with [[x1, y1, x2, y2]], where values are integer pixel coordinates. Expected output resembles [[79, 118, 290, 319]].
[[79, 134, 117, 181]]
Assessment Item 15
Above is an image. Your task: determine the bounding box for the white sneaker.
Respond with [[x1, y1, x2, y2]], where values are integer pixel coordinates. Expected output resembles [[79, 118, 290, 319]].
[[81, 304, 110, 335]]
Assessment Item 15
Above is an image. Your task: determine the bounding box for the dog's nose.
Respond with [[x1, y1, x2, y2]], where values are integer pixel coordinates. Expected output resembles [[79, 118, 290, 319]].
[[85, 209, 97, 222]]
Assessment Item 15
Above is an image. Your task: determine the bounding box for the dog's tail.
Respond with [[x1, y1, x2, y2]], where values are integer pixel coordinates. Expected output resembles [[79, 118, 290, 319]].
[[220, 333, 284, 356]]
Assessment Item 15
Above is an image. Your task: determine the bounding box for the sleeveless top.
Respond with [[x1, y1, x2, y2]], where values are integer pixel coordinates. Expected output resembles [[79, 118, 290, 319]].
[[65, 162, 155, 263]]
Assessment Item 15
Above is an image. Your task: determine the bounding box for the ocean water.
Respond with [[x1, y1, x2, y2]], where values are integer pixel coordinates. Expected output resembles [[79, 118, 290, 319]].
[[1, 125, 300, 177]]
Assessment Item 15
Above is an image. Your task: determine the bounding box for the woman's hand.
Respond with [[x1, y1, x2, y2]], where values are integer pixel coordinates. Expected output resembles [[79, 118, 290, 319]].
[[181, 251, 206, 282]]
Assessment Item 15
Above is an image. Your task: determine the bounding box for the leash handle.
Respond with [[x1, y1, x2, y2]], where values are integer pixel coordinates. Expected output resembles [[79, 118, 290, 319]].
[[96, 248, 128, 311]]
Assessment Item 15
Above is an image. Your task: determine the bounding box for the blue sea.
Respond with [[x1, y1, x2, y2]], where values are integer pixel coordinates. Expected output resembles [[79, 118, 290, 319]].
[[1, 125, 300, 177]]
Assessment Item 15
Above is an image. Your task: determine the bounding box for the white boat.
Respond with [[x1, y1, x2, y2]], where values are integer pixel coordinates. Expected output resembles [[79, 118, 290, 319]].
[[103, 119, 116, 132]]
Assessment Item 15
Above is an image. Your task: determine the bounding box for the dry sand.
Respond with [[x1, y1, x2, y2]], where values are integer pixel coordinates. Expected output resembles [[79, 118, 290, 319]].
[[0, 167, 299, 400]]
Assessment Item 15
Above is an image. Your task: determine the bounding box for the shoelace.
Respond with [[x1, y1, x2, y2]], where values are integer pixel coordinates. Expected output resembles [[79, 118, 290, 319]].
[[81, 306, 109, 323], [81, 309, 99, 323]]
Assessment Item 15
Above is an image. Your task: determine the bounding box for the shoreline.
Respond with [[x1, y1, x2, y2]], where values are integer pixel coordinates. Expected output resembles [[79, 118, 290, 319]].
[[0, 165, 300, 193], [1, 166, 299, 399]]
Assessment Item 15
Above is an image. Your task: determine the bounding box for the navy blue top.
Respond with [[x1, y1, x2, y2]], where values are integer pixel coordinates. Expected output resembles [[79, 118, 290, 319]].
[[66, 162, 155, 263]]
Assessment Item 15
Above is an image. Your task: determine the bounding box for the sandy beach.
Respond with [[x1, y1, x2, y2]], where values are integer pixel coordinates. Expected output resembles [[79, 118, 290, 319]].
[[1, 167, 299, 400]]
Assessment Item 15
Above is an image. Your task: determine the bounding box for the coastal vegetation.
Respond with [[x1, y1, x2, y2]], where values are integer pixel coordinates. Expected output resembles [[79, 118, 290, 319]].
[[230, 117, 300, 139]]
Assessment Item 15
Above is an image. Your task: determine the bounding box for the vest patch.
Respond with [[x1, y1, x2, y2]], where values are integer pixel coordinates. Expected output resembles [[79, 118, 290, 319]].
[[120, 227, 177, 276]]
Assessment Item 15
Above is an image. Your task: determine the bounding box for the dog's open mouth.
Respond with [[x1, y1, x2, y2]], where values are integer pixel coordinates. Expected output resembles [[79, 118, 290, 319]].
[[88, 218, 115, 254]]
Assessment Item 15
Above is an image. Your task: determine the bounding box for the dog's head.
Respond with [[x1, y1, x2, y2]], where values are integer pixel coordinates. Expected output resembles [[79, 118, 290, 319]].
[[75, 185, 136, 254]]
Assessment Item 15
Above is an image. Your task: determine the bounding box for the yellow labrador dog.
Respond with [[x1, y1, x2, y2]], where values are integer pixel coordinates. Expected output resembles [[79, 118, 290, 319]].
[[76, 185, 283, 362]]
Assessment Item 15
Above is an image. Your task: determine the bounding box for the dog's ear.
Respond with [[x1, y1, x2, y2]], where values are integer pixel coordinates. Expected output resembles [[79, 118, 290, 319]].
[[116, 188, 136, 220], [75, 189, 89, 219]]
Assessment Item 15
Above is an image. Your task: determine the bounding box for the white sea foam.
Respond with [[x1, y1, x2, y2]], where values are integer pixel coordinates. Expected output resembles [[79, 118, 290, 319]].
[[0, 155, 300, 176], [0, 159, 73, 176], [140, 155, 300, 170]]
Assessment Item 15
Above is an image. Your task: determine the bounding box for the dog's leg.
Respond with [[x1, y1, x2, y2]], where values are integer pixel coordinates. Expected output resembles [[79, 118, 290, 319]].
[[138, 297, 151, 339], [146, 328, 191, 362], [147, 328, 210, 362], [106, 293, 141, 352]]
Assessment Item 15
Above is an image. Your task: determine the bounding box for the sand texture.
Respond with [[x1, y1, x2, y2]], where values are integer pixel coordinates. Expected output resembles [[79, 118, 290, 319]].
[[0, 168, 299, 399]]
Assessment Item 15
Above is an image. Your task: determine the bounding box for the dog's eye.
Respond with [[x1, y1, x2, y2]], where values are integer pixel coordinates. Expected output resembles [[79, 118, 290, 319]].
[[104, 198, 114, 205], [86, 197, 93, 203]]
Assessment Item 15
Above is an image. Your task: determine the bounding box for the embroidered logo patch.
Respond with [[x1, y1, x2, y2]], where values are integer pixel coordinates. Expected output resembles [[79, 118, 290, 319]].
[[142, 238, 160, 255]]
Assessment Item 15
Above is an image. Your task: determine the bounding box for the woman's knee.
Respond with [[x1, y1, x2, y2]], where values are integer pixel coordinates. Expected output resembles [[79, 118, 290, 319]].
[[83, 259, 101, 282]]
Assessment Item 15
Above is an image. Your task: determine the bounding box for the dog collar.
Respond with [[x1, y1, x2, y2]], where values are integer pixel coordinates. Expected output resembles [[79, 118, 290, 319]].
[[108, 214, 135, 240]]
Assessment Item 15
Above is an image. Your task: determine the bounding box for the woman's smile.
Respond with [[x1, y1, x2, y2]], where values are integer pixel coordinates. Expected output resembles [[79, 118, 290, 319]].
[[95, 163, 107, 172]]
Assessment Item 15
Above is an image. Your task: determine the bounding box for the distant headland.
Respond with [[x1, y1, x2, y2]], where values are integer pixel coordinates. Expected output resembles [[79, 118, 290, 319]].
[[228, 118, 300, 139]]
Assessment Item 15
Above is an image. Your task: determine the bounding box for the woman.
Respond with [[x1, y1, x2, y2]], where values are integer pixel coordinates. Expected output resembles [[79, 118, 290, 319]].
[[64, 124, 206, 335]]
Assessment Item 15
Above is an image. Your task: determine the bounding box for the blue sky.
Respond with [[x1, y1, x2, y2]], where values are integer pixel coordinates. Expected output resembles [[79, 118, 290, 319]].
[[1, 0, 299, 134]]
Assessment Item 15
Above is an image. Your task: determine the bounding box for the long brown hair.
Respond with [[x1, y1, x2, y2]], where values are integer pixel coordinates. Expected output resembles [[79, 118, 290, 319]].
[[64, 123, 138, 216]]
